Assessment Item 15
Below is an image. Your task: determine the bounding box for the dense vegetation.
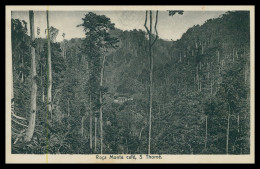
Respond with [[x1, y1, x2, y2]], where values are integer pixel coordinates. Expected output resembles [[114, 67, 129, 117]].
[[11, 11, 250, 154]]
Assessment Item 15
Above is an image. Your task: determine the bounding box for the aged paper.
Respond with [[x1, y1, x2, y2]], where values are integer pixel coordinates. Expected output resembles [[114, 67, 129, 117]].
[[6, 5, 255, 163]]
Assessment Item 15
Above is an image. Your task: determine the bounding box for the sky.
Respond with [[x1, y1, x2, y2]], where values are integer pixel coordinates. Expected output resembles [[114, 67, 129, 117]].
[[11, 10, 227, 42]]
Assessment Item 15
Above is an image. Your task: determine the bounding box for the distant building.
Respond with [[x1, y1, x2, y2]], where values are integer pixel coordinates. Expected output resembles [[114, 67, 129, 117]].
[[114, 96, 133, 103]]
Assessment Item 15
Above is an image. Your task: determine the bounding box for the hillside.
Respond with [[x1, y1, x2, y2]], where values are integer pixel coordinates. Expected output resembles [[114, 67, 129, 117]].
[[103, 11, 250, 154]]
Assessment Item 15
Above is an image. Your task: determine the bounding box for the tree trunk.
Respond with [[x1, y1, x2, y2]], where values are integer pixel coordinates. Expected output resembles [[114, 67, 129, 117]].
[[158, 105, 161, 128], [67, 99, 70, 117], [199, 76, 202, 92], [244, 67, 247, 84], [99, 54, 106, 154], [207, 63, 210, 80], [237, 113, 240, 133], [210, 79, 212, 95], [89, 94, 93, 149], [41, 64, 45, 102], [232, 48, 235, 62], [81, 115, 85, 137], [197, 64, 199, 91], [144, 10, 158, 154], [21, 56, 24, 83], [226, 105, 230, 154], [193, 76, 196, 92], [94, 117, 97, 153], [46, 10, 53, 121], [148, 11, 153, 154], [217, 50, 220, 64], [237, 113, 240, 153], [139, 127, 144, 141], [204, 115, 208, 149], [24, 10, 37, 142]]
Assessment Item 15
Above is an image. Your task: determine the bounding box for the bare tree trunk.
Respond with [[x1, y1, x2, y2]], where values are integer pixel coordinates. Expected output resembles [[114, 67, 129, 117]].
[[99, 88, 103, 154], [89, 94, 93, 149], [148, 11, 153, 155], [217, 50, 220, 64], [46, 10, 52, 121], [210, 78, 213, 95], [81, 115, 85, 137], [237, 113, 240, 133], [226, 105, 230, 154], [237, 113, 240, 153], [94, 117, 97, 153], [21, 56, 24, 83], [41, 64, 45, 102], [199, 76, 202, 92], [204, 115, 208, 149], [158, 105, 161, 128], [67, 99, 70, 117], [99, 54, 106, 154], [232, 48, 235, 62], [144, 10, 158, 154], [24, 10, 37, 142], [139, 127, 144, 141], [207, 63, 210, 80], [193, 75, 196, 92], [244, 67, 247, 84], [197, 64, 199, 91]]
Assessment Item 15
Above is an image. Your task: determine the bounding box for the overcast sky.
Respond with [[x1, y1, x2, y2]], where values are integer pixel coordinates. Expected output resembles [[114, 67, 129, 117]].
[[11, 10, 227, 42]]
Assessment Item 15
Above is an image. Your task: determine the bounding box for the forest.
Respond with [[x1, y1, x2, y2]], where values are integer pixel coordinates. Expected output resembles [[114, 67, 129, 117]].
[[11, 10, 250, 154]]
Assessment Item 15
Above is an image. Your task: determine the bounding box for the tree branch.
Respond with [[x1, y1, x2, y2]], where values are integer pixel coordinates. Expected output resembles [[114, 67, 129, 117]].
[[144, 11, 150, 34], [11, 118, 28, 127], [12, 112, 27, 121], [151, 10, 159, 47]]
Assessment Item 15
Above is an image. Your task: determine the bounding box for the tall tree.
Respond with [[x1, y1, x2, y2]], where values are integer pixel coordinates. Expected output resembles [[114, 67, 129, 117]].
[[143, 10, 184, 154], [89, 94, 93, 149], [46, 10, 53, 120], [144, 10, 159, 154], [24, 10, 37, 142], [78, 12, 118, 154]]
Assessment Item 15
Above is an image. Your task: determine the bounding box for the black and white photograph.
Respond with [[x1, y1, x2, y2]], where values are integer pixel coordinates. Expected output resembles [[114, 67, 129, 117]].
[[5, 5, 255, 163]]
